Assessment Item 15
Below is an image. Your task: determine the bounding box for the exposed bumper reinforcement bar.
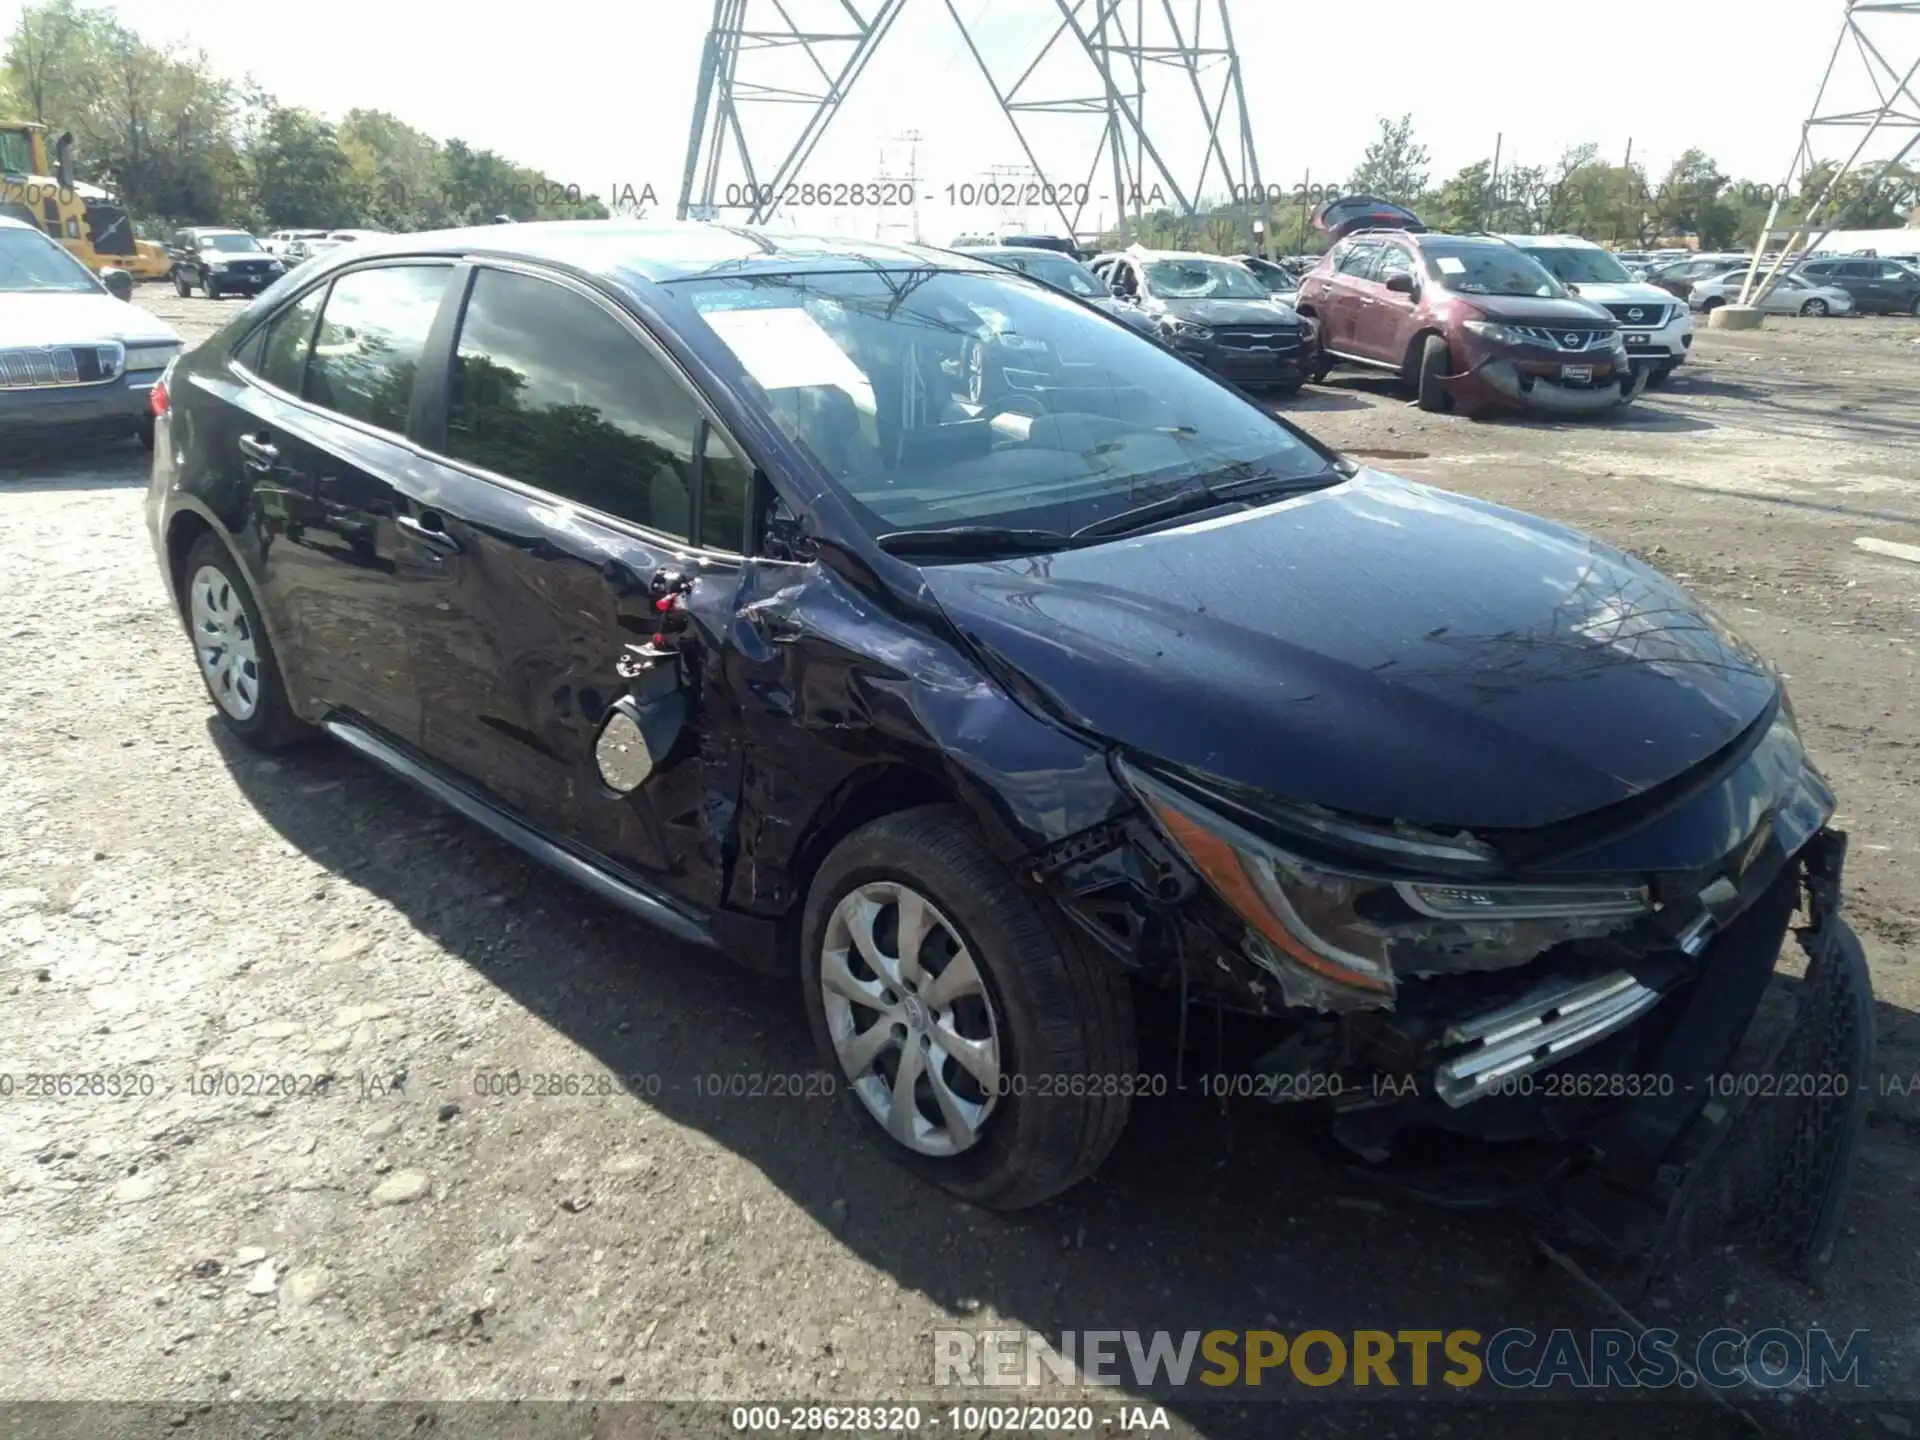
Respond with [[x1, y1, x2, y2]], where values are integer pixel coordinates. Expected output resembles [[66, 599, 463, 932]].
[[1434, 971, 1665, 1108]]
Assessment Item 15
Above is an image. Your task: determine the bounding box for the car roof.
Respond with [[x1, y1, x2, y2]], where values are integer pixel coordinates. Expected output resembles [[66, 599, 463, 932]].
[[952, 244, 1079, 262], [185, 227, 251, 237], [0, 214, 39, 233], [295, 220, 1004, 286], [1494, 234, 1601, 249]]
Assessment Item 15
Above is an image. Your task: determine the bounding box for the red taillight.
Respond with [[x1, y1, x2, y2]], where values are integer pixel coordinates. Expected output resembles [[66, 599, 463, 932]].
[[149, 374, 169, 416]]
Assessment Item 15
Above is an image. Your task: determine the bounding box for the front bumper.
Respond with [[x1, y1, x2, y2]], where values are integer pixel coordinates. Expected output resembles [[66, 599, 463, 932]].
[[1465, 351, 1646, 415], [1170, 336, 1308, 387], [0, 370, 161, 435], [206, 266, 282, 292], [1620, 315, 1693, 370]]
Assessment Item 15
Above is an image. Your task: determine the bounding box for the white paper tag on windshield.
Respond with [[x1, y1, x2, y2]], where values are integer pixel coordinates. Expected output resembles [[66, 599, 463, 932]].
[[700, 306, 874, 407], [1436, 256, 1466, 275]]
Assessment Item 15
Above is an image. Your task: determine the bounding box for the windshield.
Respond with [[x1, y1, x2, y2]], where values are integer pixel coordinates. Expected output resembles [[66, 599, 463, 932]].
[[1518, 246, 1631, 285], [1420, 241, 1567, 299], [677, 267, 1330, 540], [0, 227, 98, 293], [204, 233, 263, 252], [0, 131, 35, 174], [1140, 258, 1270, 301], [996, 251, 1105, 298]]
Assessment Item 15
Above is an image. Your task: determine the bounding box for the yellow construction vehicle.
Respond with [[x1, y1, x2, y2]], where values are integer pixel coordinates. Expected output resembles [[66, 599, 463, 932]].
[[1, 120, 169, 280]]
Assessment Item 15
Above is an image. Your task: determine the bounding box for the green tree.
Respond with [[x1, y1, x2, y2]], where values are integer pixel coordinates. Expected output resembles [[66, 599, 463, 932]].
[[245, 106, 350, 227], [1429, 160, 1492, 234], [1347, 114, 1430, 206], [1651, 149, 1736, 248]]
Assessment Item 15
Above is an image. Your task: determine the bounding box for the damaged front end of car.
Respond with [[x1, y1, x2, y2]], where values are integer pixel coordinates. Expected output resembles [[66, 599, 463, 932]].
[[1029, 704, 1873, 1283]]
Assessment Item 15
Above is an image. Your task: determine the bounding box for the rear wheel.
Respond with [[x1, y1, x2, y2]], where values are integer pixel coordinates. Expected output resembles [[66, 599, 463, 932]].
[[177, 533, 311, 749], [1909, 295, 1920, 318], [1700, 296, 1724, 313], [1801, 298, 1829, 317], [1416, 334, 1452, 413], [801, 806, 1135, 1211]]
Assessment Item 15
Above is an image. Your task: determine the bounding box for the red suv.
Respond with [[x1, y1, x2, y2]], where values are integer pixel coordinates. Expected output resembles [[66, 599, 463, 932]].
[[1297, 228, 1644, 416]]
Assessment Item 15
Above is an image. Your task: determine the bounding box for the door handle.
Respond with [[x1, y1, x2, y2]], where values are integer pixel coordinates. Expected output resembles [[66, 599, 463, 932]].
[[396, 511, 461, 556], [237, 432, 278, 469]]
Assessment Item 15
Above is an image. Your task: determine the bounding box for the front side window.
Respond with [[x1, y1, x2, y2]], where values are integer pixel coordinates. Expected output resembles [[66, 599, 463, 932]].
[[0, 225, 97, 293], [1421, 240, 1565, 299], [1373, 246, 1415, 283], [676, 266, 1332, 541], [256, 286, 327, 393], [1140, 258, 1269, 300], [1335, 241, 1381, 278], [447, 267, 718, 542], [303, 265, 452, 433]]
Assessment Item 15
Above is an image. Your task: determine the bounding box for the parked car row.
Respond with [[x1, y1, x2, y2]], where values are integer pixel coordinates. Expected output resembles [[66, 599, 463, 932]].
[[165, 226, 390, 298], [134, 218, 1871, 1248]]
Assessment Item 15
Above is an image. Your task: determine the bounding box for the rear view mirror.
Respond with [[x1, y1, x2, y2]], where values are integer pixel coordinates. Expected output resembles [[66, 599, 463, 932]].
[[100, 267, 134, 301], [1384, 272, 1416, 295]]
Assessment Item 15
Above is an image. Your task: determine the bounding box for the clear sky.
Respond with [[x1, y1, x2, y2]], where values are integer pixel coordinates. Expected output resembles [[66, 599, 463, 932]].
[[4, 0, 1896, 237]]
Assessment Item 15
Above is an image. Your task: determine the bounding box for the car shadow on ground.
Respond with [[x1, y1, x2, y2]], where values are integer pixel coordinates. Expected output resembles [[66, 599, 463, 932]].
[[0, 437, 150, 489], [203, 724, 1858, 1435]]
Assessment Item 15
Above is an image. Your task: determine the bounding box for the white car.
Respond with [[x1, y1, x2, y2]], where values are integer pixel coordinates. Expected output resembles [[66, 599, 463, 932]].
[[262, 228, 328, 258], [1498, 234, 1694, 385], [0, 215, 182, 449], [1689, 270, 1854, 317]]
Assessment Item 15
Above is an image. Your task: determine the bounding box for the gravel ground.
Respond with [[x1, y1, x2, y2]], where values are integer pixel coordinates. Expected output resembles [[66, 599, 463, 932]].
[[1, 290, 1916, 1439]]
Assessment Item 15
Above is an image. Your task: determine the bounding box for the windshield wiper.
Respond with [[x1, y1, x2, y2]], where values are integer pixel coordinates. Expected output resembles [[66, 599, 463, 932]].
[[1072, 463, 1331, 540], [876, 525, 1079, 558]]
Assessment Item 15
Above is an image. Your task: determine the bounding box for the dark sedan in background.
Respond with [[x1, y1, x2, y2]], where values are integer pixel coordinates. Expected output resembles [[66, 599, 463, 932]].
[[1793, 256, 1920, 316], [1088, 247, 1313, 393], [143, 223, 1870, 1268]]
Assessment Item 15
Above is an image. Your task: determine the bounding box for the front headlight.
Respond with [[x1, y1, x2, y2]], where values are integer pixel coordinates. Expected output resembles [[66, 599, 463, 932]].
[[1121, 763, 1651, 1008], [206, 256, 229, 269], [1163, 317, 1214, 340], [1462, 319, 1527, 347]]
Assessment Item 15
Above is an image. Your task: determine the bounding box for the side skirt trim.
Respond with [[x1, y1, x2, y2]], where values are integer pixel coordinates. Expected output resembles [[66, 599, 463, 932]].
[[322, 716, 717, 950]]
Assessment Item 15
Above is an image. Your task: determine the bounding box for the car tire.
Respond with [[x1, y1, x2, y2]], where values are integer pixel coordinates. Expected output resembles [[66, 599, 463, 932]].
[[1269, 380, 1305, 399], [177, 533, 312, 750], [1649, 362, 1678, 387], [1909, 295, 1920, 318], [172, 269, 192, 298], [1700, 297, 1724, 313], [1416, 334, 1451, 413], [1801, 299, 1829, 317], [801, 805, 1136, 1211], [137, 416, 155, 450]]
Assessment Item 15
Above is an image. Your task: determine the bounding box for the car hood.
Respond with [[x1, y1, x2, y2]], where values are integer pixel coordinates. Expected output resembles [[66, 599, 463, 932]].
[[1441, 292, 1616, 325], [1096, 298, 1159, 332], [922, 471, 1778, 833], [1561, 280, 1677, 307], [1150, 297, 1304, 328], [0, 291, 181, 347]]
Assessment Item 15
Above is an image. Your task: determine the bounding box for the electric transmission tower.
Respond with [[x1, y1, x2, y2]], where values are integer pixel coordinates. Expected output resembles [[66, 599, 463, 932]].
[[1740, 0, 1920, 296], [676, 0, 1270, 249]]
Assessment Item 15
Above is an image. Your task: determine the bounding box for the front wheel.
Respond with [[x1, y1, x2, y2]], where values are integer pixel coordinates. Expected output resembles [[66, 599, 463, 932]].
[[1648, 362, 1678, 387], [1801, 299, 1829, 317], [172, 269, 192, 297], [1909, 295, 1920, 318], [1416, 334, 1452, 413], [177, 533, 312, 749], [801, 806, 1136, 1210]]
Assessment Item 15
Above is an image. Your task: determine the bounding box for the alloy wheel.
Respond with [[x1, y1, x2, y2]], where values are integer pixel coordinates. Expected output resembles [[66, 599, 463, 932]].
[[188, 564, 261, 720], [1804, 300, 1828, 317], [819, 880, 1001, 1157]]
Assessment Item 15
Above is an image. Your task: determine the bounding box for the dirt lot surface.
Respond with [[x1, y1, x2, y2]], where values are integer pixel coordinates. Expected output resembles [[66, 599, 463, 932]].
[[2, 290, 1916, 1439]]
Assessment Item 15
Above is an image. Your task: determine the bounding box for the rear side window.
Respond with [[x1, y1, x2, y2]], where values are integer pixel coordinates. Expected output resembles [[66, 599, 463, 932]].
[[254, 286, 326, 393], [446, 267, 710, 541], [303, 265, 453, 434]]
